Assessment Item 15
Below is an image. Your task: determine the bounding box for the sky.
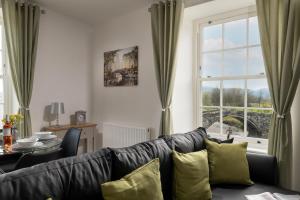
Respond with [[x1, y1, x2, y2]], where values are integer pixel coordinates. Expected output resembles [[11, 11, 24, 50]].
[[200, 16, 266, 91], [201, 18, 264, 73]]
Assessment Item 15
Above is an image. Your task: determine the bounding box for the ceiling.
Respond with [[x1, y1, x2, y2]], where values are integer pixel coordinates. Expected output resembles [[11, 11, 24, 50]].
[[35, 0, 214, 25], [36, 0, 152, 25]]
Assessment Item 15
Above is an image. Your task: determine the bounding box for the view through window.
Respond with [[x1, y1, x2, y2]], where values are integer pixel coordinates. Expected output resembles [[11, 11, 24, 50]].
[[197, 13, 272, 142], [0, 25, 4, 118]]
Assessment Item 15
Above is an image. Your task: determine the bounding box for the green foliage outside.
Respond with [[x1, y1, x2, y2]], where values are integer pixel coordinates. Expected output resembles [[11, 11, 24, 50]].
[[203, 88, 272, 108]]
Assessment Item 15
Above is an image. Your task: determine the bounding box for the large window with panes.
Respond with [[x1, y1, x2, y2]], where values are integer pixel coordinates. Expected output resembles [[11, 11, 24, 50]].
[[0, 19, 17, 122], [195, 8, 272, 150]]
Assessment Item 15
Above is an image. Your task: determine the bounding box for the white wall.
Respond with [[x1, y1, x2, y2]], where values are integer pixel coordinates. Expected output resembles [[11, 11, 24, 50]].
[[292, 85, 300, 192], [91, 7, 161, 138], [30, 9, 93, 132], [172, 16, 194, 133]]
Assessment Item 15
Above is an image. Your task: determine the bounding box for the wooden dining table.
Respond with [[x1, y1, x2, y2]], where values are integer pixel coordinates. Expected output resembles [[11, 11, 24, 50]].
[[0, 137, 62, 172]]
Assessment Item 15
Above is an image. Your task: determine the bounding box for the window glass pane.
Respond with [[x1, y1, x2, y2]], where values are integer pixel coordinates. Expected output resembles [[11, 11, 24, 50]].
[[223, 49, 247, 76], [202, 81, 220, 106], [0, 53, 2, 76], [247, 109, 272, 139], [0, 104, 3, 120], [247, 79, 271, 108], [224, 19, 247, 48], [201, 52, 222, 77], [202, 24, 222, 51], [0, 26, 2, 50], [222, 108, 245, 136], [248, 47, 265, 75], [0, 79, 3, 104], [223, 80, 245, 107], [249, 17, 260, 45], [202, 107, 220, 134]]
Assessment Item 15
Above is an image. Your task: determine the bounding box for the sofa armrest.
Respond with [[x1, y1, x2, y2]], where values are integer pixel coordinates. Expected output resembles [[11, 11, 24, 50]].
[[247, 152, 278, 185]]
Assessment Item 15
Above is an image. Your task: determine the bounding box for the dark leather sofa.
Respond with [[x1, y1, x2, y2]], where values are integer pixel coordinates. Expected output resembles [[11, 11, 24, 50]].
[[0, 127, 298, 200]]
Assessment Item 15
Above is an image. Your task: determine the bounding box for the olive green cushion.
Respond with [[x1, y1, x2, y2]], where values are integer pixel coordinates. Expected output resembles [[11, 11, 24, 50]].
[[173, 150, 212, 200], [205, 139, 253, 185], [101, 159, 163, 200]]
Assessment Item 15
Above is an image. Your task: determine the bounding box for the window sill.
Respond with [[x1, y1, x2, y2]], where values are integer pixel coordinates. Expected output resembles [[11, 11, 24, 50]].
[[207, 132, 268, 153], [247, 147, 267, 154]]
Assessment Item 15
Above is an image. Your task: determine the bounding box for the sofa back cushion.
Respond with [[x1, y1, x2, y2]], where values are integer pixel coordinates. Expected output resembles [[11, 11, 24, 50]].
[[110, 138, 173, 200], [163, 127, 207, 153], [60, 149, 112, 199], [0, 148, 112, 200], [247, 153, 278, 185]]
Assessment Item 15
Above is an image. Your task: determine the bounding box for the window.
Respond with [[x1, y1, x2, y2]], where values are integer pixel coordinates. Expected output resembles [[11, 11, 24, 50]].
[[0, 19, 17, 122], [195, 8, 272, 150], [0, 24, 4, 117]]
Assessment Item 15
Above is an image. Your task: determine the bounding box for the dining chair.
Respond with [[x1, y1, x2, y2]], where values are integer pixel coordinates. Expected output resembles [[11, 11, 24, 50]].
[[14, 148, 63, 170], [0, 153, 23, 173], [60, 128, 82, 157]]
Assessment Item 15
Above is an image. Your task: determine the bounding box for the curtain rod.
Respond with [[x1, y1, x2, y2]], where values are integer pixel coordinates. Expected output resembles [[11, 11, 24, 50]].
[[15, 0, 46, 14], [148, 0, 213, 11]]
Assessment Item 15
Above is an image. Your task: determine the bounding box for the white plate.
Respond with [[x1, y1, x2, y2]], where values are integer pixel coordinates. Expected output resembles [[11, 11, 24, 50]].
[[34, 132, 53, 139], [12, 142, 44, 150], [16, 138, 38, 148], [38, 134, 57, 141]]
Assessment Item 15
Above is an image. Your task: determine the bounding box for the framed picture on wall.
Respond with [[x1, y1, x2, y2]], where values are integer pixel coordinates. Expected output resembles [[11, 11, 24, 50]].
[[104, 46, 138, 87]]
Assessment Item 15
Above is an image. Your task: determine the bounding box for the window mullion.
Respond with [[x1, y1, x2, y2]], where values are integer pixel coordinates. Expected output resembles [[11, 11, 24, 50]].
[[244, 17, 250, 137], [244, 80, 248, 137], [220, 22, 224, 135], [201, 44, 261, 54]]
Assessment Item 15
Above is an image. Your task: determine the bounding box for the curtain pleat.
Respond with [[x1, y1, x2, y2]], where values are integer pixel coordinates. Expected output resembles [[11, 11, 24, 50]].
[[256, 0, 300, 188], [150, 0, 184, 136], [1, 0, 40, 138]]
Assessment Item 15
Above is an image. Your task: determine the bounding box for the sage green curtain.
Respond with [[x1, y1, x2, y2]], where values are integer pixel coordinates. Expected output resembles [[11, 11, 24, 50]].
[[150, 0, 184, 136], [256, 0, 300, 188], [1, 0, 40, 138]]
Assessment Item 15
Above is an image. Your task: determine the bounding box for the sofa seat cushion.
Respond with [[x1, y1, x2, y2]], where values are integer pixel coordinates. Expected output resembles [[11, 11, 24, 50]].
[[110, 138, 173, 200], [212, 183, 299, 200]]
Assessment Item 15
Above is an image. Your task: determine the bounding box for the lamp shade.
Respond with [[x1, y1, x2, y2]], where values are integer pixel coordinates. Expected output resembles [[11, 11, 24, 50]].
[[60, 102, 65, 114], [51, 102, 65, 114]]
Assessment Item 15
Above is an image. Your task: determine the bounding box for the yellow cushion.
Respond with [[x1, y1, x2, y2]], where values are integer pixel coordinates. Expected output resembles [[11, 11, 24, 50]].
[[101, 159, 163, 200], [205, 139, 253, 185], [173, 150, 212, 200]]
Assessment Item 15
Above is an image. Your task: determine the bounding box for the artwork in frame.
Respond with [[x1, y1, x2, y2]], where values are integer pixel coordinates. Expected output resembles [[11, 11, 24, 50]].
[[104, 46, 138, 87]]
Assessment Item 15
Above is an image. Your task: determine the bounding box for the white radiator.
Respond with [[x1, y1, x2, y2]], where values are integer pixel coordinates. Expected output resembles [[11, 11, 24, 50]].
[[103, 123, 151, 148]]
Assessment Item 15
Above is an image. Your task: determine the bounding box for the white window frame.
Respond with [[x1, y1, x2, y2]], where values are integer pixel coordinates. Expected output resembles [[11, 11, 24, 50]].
[[0, 18, 17, 119], [193, 6, 270, 153]]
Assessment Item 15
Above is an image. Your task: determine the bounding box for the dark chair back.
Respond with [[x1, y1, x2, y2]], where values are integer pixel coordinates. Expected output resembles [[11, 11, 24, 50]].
[[60, 128, 81, 157], [0, 153, 23, 173], [14, 149, 63, 170]]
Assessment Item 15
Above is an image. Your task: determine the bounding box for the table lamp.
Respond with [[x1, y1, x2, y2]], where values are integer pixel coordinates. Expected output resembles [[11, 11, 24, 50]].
[[50, 102, 65, 127]]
